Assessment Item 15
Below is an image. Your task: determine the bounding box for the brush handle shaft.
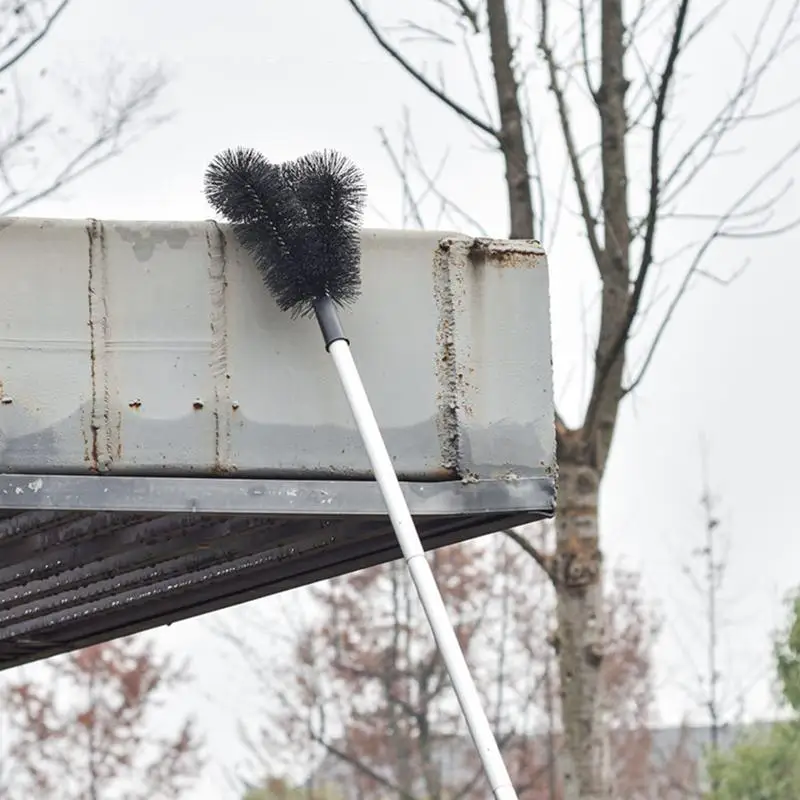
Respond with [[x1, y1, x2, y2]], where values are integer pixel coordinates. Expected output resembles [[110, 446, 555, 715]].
[[314, 296, 348, 349], [328, 337, 518, 800]]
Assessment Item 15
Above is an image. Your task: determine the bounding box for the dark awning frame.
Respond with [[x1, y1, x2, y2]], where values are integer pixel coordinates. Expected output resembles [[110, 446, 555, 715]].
[[0, 472, 554, 671]]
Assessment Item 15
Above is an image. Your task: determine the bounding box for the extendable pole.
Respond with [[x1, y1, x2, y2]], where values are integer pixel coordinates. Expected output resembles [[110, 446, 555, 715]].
[[315, 297, 518, 800]]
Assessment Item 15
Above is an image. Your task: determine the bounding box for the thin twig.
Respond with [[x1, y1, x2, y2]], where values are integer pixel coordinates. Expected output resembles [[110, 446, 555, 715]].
[[0, 0, 70, 75], [584, 0, 690, 434], [625, 136, 800, 393], [503, 527, 554, 583], [538, 0, 602, 265], [0, 66, 167, 216], [345, 0, 498, 138], [579, 0, 598, 98], [377, 124, 424, 229]]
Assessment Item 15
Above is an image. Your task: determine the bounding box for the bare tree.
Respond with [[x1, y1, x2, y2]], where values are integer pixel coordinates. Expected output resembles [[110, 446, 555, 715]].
[[0, 0, 168, 216], [0, 636, 204, 799], [695, 447, 725, 761], [225, 530, 696, 799], [671, 444, 764, 794], [339, 0, 800, 796]]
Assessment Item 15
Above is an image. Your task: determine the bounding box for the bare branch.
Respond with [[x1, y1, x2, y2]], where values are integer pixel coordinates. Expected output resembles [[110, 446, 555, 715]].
[[2, 638, 202, 799], [632, 0, 691, 318], [390, 18, 457, 47], [661, 0, 800, 208], [486, 0, 535, 238], [624, 0, 666, 50], [538, 0, 603, 264], [503, 527, 554, 583], [0, 62, 168, 215], [519, 87, 548, 241], [377, 124, 424, 229], [453, 0, 481, 32], [433, 0, 482, 33], [579, 0, 598, 98], [720, 217, 800, 239], [680, 0, 732, 50], [463, 30, 496, 125], [309, 728, 417, 800], [584, 0, 689, 436], [345, 0, 498, 138], [625, 136, 800, 393], [0, 0, 70, 76], [405, 124, 489, 235], [625, 32, 670, 135]]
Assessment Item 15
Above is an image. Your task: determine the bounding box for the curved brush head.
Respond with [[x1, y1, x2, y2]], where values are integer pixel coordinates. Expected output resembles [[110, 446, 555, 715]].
[[280, 150, 366, 316], [204, 146, 309, 286], [204, 147, 366, 318]]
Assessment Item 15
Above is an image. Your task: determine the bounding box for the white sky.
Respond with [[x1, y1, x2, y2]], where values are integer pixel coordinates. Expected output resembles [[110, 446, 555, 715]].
[[3, 0, 800, 796]]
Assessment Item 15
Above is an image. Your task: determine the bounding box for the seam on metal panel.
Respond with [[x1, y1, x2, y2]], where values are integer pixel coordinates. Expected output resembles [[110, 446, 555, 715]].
[[86, 219, 113, 472], [206, 221, 232, 472], [433, 238, 464, 476]]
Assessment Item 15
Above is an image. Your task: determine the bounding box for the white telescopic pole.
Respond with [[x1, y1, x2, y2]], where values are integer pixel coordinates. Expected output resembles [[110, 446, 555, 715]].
[[327, 336, 518, 800]]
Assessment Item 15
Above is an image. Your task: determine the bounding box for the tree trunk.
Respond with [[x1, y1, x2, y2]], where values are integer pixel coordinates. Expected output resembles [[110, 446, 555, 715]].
[[552, 446, 605, 800], [486, 0, 535, 240], [552, 1, 630, 792]]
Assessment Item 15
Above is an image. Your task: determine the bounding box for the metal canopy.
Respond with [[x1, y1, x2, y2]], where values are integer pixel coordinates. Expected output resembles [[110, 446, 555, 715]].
[[0, 218, 557, 670], [0, 473, 554, 670]]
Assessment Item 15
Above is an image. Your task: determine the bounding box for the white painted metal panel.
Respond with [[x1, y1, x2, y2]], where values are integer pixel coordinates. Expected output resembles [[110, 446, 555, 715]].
[[0, 218, 554, 482]]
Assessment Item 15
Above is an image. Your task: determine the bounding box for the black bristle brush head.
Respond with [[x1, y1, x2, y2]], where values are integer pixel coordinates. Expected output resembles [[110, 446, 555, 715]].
[[204, 147, 293, 225], [204, 146, 366, 319], [204, 147, 311, 290], [279, 149, 365, 316]]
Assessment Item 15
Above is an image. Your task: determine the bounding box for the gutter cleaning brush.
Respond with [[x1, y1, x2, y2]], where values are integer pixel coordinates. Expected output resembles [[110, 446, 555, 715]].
[[204, 146, 519, 800]]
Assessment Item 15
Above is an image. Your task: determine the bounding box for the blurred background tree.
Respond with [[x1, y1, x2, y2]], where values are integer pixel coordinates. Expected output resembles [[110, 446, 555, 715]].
[[227, 529, 697, 798], [0, 636, 203, 799], [706, 590, 800, 799], [0, 0, 168, 216], [338, 0, 800, 793]]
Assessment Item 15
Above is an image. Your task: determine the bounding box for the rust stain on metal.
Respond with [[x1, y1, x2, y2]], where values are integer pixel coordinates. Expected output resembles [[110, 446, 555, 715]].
[[436, 237, 476, 418], [468, 237, 545, 269], [80, 407, 89, 463], [432, 239, 464, 478], [206, 222, 233, 472], [424, 465, 460, 481], [86, 219, 113, 473]]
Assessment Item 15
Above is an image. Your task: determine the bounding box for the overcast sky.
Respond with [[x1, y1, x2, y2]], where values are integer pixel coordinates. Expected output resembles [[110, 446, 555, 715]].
[[3, 0, 800, 796]]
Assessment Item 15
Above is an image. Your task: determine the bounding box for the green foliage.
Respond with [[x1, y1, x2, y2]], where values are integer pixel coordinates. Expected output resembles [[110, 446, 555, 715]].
[[776, 594, 800, 712], [706, 722, 800, 799], [705, 589, 800, 799]]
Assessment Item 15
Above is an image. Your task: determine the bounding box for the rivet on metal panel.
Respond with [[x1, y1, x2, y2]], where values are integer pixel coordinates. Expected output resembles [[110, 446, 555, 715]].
[[0, 396, 12, 405], [128, 399, 142, 410], [231, 401, 240, 411], [193, 399, 204, 410]]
